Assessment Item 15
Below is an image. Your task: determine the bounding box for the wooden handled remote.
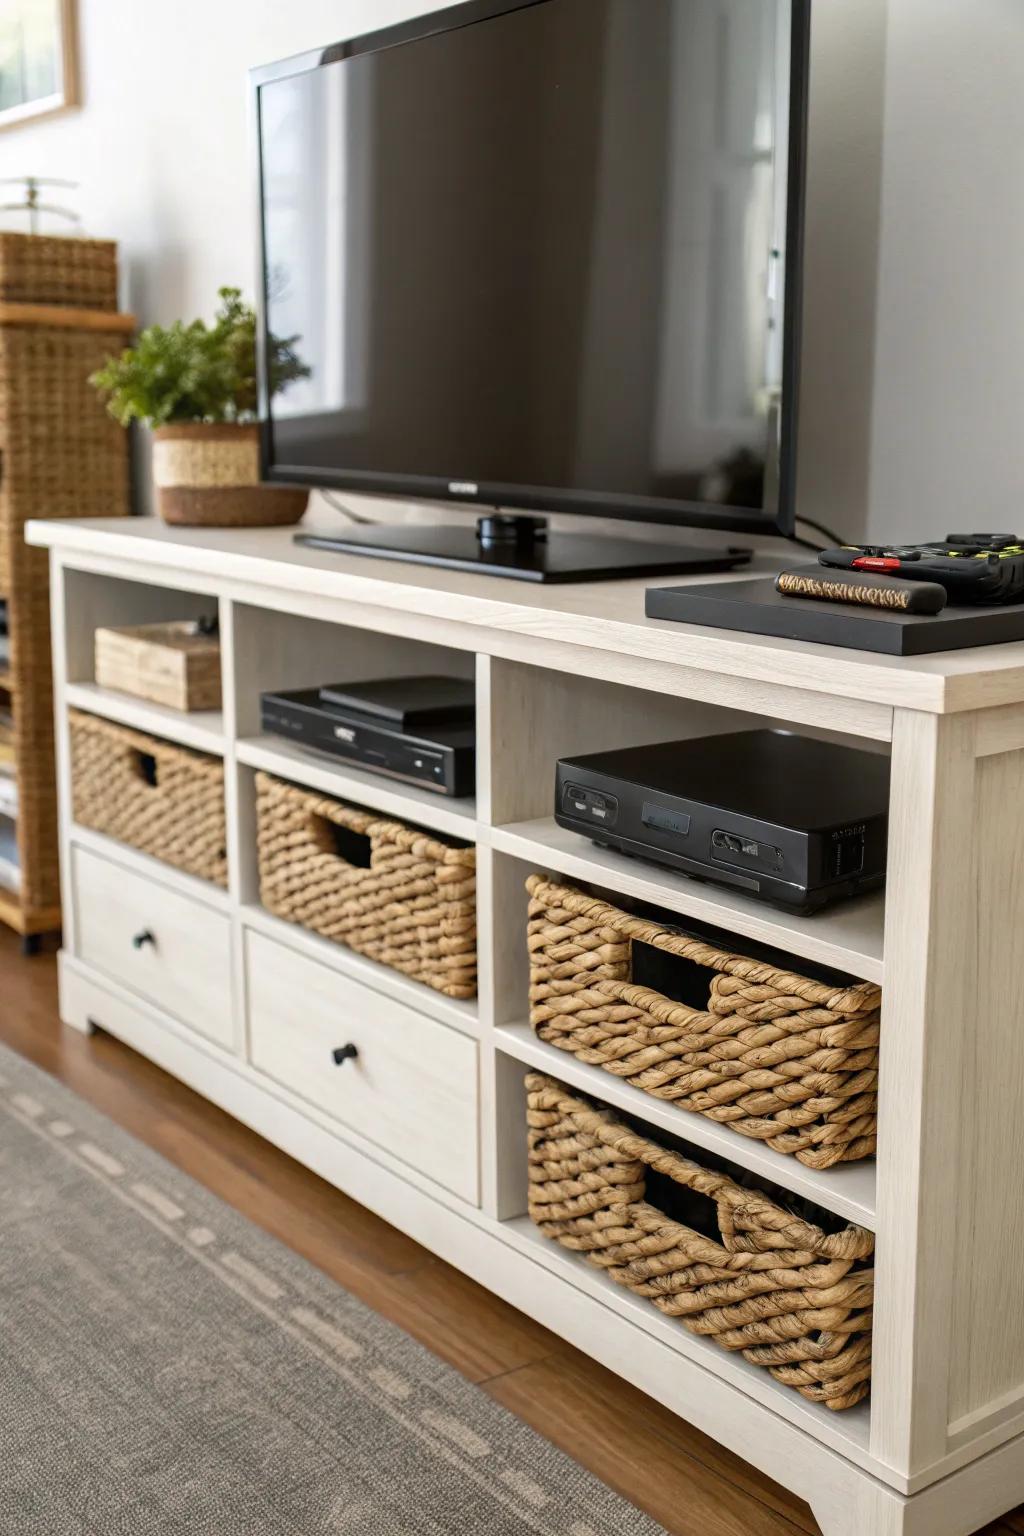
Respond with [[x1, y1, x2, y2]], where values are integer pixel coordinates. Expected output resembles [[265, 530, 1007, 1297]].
[[776, 567, 947, 614]]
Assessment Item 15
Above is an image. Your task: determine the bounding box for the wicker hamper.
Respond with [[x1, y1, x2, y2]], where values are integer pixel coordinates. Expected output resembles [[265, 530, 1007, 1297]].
[[69, 710, 228, 887], [526, 1072, 874, 1411], [526, 876, 881, 1170], [0, 235, 131, 946], [0, 234, 119, 310], [254, 771, 477, 998]]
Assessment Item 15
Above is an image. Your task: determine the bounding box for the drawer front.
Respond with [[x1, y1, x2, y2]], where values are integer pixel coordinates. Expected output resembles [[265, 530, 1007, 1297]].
[[245, 931, 479, 1204], [72, 844, 233, 1049]]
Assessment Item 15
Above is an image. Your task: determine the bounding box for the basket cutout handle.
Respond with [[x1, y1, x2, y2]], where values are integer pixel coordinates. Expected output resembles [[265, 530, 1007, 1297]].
[[310, 813, 372, 870], [130, 748, 159, 789], [631, 937, 715, 1014]]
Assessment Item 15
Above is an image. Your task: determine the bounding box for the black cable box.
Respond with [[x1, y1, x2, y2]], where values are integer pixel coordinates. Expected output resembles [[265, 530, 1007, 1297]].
[[261, 677, 475, 797], [555, 730, 890, 913], [316, 675, 475, 728]]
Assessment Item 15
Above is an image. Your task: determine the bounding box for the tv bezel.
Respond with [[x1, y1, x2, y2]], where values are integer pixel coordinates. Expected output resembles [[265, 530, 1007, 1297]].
[[252, 0, 811, 540]]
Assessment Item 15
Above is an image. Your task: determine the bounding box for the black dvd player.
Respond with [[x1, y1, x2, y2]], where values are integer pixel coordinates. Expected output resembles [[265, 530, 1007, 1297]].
[[261, 677, 475, 797], [555, 730, 890, 912]]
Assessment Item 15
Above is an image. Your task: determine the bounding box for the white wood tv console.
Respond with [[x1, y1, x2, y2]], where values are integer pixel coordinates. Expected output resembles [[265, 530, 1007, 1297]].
[[28, 515, 1024, 1536]]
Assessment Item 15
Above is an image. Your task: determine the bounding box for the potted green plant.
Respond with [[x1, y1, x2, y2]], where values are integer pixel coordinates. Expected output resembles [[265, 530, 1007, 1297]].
[[90, 286, 311, 526]]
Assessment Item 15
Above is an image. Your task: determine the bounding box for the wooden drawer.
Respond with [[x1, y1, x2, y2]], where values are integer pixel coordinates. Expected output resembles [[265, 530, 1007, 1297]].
[[71, 844, 233, 1049], [245, 930, 479, 1204]]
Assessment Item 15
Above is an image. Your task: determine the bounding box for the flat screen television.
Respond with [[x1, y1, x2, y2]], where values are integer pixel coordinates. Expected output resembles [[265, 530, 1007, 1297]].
[[253, 0, 810, 582]]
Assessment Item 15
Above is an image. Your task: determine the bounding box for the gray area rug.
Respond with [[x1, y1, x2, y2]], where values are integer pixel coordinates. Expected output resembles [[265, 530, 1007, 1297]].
[[0, 1041, 666, 1536]]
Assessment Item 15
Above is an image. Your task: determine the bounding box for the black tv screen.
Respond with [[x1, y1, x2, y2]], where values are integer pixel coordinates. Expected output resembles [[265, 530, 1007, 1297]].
[[255, 0, 808, 536]]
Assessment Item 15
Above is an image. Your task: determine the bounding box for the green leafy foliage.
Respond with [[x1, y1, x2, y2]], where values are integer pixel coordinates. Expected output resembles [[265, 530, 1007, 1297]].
[[89, 287, 311, 428]]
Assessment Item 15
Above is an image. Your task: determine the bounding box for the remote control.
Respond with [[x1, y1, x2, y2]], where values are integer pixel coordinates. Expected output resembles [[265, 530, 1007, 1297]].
[[818, 534, 1024, 605], [776, 567, 947, 614]]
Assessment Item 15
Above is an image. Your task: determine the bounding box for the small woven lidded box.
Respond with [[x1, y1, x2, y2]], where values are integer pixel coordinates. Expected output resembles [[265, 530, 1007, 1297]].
[[69, 711, 228, 887], [526, 876, 881, 1169], [526, 1073, 874, 1411], [0, 233, 118, 310], [255, 772, 477, 998], [94, 620, 222, 713]]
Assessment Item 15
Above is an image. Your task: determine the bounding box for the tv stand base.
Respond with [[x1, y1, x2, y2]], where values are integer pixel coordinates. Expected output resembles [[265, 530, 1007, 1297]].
[[295, 513, 751, 583]]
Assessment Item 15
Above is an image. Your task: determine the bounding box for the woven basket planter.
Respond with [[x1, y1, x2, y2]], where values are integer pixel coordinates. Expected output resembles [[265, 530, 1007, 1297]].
[[69, 711, 228, 887], [0, 233, 118, 310], [152, 423, 307, 527], [254, 771, 477, 998], [526, 876, 881, 1169], [526, 1072, 874, 1411]]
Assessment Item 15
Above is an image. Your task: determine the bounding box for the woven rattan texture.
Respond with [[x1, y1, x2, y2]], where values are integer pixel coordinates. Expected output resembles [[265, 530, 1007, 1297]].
[[69, 711, 228, 888], [255, 772, 477, 999], [526, 877, 881, 1170], [0, 293, 130, 926], [152, 431, 260, 489], [776, 572, 913, 610], [0, 235, 118, 310], [526, 1073, 874, 1411]]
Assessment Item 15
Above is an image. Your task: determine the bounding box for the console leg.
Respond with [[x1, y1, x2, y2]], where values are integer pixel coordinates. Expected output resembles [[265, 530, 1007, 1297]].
[[811, 1486, 910, 1536], [64, 1013, 97, 1037]]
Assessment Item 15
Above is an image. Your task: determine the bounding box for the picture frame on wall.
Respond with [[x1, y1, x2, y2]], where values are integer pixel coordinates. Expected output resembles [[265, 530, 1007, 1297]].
[[0, 0, 78, 131]]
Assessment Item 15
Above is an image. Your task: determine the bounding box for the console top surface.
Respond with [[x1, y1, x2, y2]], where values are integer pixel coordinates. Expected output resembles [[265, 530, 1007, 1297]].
[[27, 515, 1024, 717]]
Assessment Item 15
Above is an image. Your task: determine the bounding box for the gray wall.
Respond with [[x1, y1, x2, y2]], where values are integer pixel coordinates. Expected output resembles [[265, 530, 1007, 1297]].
[[5, 0, 1012, 549]]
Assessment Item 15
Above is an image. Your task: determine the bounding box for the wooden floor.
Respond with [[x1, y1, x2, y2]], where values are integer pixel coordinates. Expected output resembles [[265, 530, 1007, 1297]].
[[1, 927, 1019, 1536]]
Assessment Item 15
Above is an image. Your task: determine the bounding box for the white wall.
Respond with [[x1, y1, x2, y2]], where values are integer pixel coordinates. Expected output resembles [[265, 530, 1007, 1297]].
[[797, 0, 887, 545], [867, 0, 1024, 541], [0, 1, 453, 324], [0, 0, 895, 543]]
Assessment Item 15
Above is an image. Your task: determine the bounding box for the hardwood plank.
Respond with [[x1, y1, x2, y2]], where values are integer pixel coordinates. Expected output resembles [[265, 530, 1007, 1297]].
[[487, 1352, 810, 1536], [364, 1255, 566, 1385], [486, 1346, 820, 1535]]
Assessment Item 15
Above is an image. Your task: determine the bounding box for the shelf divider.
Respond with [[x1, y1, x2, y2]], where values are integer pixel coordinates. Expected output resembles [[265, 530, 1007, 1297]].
[[487, 817, 885, 984], [236, 734, 477, 840], [65, 681, 225, 757], [497, 1021, 877, 1230]]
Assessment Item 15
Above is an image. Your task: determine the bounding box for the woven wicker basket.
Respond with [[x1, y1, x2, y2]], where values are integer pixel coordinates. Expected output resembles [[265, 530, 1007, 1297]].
[[69, 711, 227, 887], [526, 1073, 874, 1411], [255, 772, 477, 998], [526, 876, 881, 1169], [0, 320, 132, 594], [0, 234, 118, 310]]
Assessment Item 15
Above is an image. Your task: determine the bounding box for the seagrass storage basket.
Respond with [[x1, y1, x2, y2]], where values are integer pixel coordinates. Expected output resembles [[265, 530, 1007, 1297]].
[[0, 233, 118, 309], [526, 876, 881, 1169], [254, 771, 477, 998], [69, 710, 227, 887], [526, 1072, 874, 1411]]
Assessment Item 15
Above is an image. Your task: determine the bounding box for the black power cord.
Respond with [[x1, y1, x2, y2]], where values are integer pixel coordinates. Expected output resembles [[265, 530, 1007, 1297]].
[[794, 514, 845, 548], [320, 489, 373, 526]]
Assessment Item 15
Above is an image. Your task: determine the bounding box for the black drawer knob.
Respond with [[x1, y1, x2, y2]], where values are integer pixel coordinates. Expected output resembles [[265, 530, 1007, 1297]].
[[132, 929, 156, 951], [332, 1044, 359, 1067]]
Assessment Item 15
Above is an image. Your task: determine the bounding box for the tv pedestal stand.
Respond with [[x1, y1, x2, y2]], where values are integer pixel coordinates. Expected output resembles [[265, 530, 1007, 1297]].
[[295, 511, 752, 584]]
